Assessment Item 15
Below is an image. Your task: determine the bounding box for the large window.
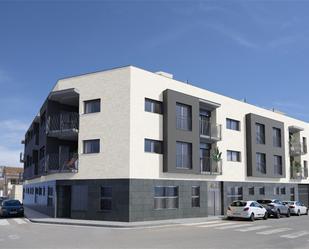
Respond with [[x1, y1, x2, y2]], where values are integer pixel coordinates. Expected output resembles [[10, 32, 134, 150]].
[[176, 142, 192, 169], [248, 187, 255, 195], [191, 186, 200, 208], [84, 99, 101, 114], [227, 186, 243, 203], [83, 139, 100, 154], [273, 128, 282, 147], [256, 123, 265, 144], [256, 153, 266, 174], [100, 187, 112, 211], [176, 103, 192, 131], [274, 155, 283, 175], [226, 118, 240, 131], [144, 139, 163, 154], [154, 186, 178, 210], [145, 98, 163, 114], [227, 150, 241, 162]]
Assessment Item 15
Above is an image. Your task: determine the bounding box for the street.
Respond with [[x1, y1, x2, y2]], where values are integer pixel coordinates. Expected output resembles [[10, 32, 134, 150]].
[[1, 216, 309, 249]]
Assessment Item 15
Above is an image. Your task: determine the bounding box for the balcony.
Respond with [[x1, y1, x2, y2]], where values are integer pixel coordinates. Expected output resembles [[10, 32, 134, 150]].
[[289, 142, 307, 156], [290, 166, 308, 180], [45, 153, 78, 173], [200, 119, 222, 141], [200, 157, 222, 175], [46, 112, 79, 140]]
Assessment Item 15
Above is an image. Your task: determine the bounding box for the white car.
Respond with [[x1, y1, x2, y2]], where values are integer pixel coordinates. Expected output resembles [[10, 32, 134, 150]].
[[283, 201, 308, 216], [227, 200, 268, 221]]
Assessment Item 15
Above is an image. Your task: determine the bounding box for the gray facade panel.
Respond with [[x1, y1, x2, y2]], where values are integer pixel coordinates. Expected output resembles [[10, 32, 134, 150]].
[[163, 89, 200, 174], [246, 113, 286, 178]]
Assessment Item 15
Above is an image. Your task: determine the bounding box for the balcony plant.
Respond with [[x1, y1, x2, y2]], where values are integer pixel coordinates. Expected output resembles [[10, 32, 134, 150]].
[[212, 147, 222, 162], [292, 161, 302, 178]]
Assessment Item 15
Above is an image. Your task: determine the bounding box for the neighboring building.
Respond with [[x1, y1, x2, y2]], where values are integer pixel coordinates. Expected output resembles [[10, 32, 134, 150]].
[[22, 66, 309, 221], [0, 166, 23, 202]]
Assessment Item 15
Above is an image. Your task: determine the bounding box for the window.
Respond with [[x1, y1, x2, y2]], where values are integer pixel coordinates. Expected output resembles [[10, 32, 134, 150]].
[[227, 150, 241, 162], [259, 187, 265, 195], [281, 187, 286, 195], [249, 187, 255, 195], [256, 153, 266, 174], [176, 103, 192, 131], [226, 118, 240, 131], [100, 187, 112, 211], [290, 187, 295, 201], [303, 137, 307, 153], [304, 161, 308, 179], [227, 186, 243, 203], [39, 146, 45, 160], [274, 155, 283, 175], [47, 187, 53, 207], [154, 186, 178, 210], [192, 186, 200, 208], [84, 99, 100, 114], [256, 123, 265, 144], [273, 128, 282, 147], [176, 142, 192, 169], [274, 187, 280, 195], [144, 139, 163, 154], [83, 139, 100, 154], [145, 98, 163, 114]]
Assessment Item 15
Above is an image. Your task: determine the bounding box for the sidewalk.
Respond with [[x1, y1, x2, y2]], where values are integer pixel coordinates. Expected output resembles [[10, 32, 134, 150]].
[[24, 207, 225, 228]]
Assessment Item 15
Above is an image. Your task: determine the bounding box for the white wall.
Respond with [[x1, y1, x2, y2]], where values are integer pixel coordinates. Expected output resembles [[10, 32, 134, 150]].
[[129, 66, 309, 183]]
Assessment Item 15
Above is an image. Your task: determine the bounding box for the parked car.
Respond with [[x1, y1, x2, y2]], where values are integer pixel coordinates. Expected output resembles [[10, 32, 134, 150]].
[[0, 199, 24, 217], [227, 200, 268, 221], [283, 201, 308, 216], [257, 199, 290, 218], [0, 196, 8, 205]]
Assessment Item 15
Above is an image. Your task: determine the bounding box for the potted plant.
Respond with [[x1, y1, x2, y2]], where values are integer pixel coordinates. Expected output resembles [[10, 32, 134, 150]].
[[293, 161, 302, 178], [211, 147, 222, 173]]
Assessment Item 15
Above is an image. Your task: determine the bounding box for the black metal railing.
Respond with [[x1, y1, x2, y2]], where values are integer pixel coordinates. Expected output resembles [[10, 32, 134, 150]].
[[199, 119, 222, 140], [45, 153, 78, 173], [200, 157, 222, 175], [46, 112, 79, 134]]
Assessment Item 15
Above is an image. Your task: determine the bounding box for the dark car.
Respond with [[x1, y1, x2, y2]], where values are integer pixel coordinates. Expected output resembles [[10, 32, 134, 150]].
[[0, 196, 8, 205], [257, 199, 290, 218], [0, 200, 24, 217]]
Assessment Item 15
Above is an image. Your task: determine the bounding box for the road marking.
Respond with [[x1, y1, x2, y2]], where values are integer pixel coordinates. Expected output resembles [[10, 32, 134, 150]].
[[236, 225, 270, 232], [216, 223, 253, 230], [8, 235, 19, 240], [199, 222, 237, 228], [12, 218, 27, 224], [0, 220, 9, 226], [280, 231, 309, 239], [257, 228, 292, 235], [182, 220, 223, 226]]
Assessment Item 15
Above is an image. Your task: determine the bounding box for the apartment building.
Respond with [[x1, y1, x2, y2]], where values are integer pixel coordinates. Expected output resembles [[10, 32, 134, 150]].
[[0, 166, 23, 201], [22, 66, 309, 221]]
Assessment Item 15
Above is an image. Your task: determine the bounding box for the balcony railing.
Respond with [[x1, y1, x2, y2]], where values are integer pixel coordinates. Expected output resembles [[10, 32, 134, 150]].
[[45, 153, 78, 173], [200, 119, 222, 141], [291, 166, 308, 180], [46, 112, 79, 134], [289, 142, 307, 156], [200, 157, 222, 175]]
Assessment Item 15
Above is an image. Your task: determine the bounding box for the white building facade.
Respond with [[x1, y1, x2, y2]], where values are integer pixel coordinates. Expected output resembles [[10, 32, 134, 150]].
[[22, 66, 309, 221]]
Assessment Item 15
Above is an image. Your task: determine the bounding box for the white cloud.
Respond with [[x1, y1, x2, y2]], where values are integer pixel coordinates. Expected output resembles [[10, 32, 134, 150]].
[[0, 120, 28, 132], [0, 145, 22, 167]]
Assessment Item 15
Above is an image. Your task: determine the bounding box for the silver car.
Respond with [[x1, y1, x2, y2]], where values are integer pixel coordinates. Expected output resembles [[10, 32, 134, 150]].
[[257, 199, 290, 218], [283, 201, 308, 216]]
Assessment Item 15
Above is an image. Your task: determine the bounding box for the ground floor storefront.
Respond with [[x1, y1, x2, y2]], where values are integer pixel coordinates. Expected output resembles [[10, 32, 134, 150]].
[[23, 179, 304, 222]]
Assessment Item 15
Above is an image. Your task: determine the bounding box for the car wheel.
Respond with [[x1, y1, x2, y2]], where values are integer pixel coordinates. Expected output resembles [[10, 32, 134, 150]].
[[297, 210, 301, 216], [249, 213, 255, 222], [286, 209, 291, 217], [276, 210, 281, 219], [263, 212, 268, 220]]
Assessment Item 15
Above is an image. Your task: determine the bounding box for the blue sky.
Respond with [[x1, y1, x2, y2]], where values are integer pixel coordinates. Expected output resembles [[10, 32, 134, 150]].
[[0, 0, 309, 166]]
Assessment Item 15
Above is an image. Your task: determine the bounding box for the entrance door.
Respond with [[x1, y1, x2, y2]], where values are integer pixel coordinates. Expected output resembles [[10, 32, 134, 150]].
[[207, 182, 222, 216], [57, 185, 71, 218]]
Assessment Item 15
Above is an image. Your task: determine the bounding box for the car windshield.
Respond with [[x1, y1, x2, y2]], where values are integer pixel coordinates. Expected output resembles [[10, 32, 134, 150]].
[[231, 201, 247, 207], [257, 200, 272, 204], [3, 200, 21, 206]]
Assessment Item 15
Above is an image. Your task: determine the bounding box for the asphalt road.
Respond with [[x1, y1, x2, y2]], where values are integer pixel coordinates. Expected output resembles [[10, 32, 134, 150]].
[[1, 215, 309, 249]]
